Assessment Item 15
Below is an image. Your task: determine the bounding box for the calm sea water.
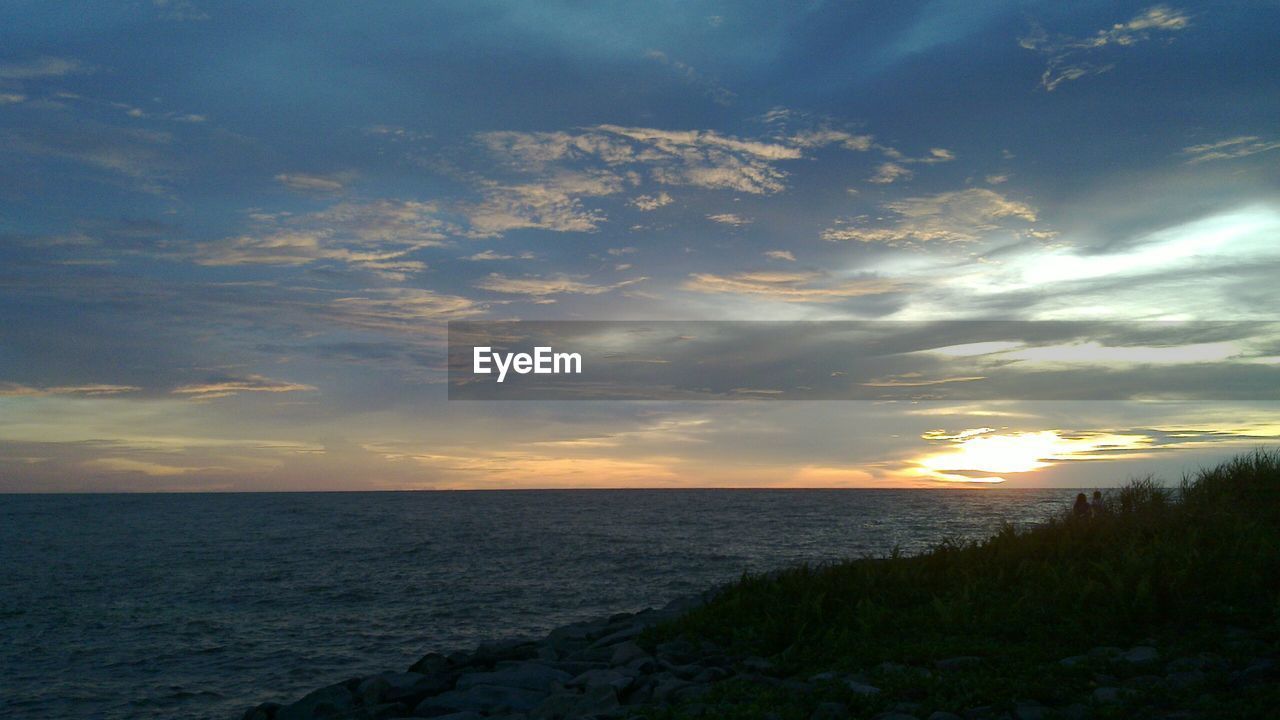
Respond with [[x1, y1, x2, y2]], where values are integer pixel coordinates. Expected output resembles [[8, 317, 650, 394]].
[[0, 489, 1079, 720]]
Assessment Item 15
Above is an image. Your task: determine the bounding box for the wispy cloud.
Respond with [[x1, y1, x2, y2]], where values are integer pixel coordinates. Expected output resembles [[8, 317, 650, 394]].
[[1021, 5, 1191, 91], [629, 192, 673, 211], [462, 249, 535, 261], [822, 188, 1039, 244], [464, 171, 625, 235], [1182, 136, 1280, 165], [171, 374, 315, 401], [645, 50, 735, 106], [196, 200, 450, 278], [274, 172, 350, 193], [869, 162, 912, 184], [0, 382, 140, 397], [706, 212, 752, 226], [475, 273, 646, 299], [683, 271, 903, 303], [764, 250, 795, 262], [0, 56, 88, 80]]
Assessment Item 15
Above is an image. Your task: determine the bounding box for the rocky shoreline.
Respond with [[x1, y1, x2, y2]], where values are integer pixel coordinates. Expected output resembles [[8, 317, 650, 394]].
[[239, 589, 1276, 720]]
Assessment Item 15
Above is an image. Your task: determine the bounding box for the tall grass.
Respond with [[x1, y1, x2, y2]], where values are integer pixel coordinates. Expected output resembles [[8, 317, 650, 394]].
[[660, 450, 1280, 670]]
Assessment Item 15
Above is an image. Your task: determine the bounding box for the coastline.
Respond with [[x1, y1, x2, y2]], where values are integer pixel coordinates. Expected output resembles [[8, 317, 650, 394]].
[[240, 579, 1277, 720], [240, 453, 1280, 720]]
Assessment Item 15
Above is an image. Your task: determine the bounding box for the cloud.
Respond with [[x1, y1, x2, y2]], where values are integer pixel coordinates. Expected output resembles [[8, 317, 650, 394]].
[[462, 249, 535, 261], [707, 212, 752, 226], [464, 171, 624, 235], [327, 288, 487, 332], [645, 50, 735, 106], [683, 271, 903, 303], [0, 93, 26, 104], [629, 192, 673, 211], [478, 124, 812, 198], [196, 200, 450, 278], [869, 162, 913, 184], [1021, 6, 1192, 91], [171, 374, 315, 401], [475, 273, 647, 298], [764, 250, 795, 262], [1182, 136, 1280, 165], [786, 129, 874, 151], [0, 56, 87, 80], [274, 172, 349, 192], [0, 383, 140, 397], [822, 188, 1039, 245]]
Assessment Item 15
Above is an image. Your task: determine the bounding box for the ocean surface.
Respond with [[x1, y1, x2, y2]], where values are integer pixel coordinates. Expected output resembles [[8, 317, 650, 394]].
[[0, 489, 1080, 720]]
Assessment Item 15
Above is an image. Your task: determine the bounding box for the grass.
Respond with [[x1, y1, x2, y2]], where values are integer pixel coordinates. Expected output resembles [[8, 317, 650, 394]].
[[646, 450, 1280, 718]]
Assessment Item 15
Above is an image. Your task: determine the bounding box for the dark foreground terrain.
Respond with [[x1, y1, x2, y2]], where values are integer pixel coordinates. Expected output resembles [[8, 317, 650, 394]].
[[243, 451, 1280, 720]]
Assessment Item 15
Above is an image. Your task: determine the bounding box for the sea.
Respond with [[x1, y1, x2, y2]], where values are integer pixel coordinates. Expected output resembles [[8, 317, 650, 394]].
[[0, 489, 1080, 719]]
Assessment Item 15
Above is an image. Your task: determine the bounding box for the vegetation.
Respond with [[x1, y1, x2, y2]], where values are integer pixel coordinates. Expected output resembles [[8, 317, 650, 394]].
[[648, 450, 1280, 718]]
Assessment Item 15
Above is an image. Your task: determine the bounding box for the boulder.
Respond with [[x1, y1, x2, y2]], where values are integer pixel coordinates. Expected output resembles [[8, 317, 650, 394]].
[[414, 684, 546, 715], [845, 680, 881, 696], [276, 682, 355, 720], [1120, 646, 1160, 665], [810, 702, 849, 720], [1164, 669, 1206, 690], [454, 662, 571, 692], [609, 641, 649, 667], [934, 656, 980, 671], [567, 667, 634, 694]]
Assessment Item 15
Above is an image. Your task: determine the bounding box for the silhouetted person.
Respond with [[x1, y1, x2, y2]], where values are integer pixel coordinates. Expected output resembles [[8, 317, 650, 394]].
[[1073, 492, 1091, 519], [1090, 490, 1105, 516]]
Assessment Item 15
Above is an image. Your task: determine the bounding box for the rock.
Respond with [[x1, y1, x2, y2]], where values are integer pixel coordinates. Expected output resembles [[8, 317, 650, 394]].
[[241, 702, 280, 720], [530, 685, 619, 719], [1232, 657, 1276, 687], [663, 660, 707, 680], [589, 623, 644, 648], [1058, 655, 1088, 669], [927, 713, 963, 720], [1087, 646, 1122, 659], [470, 639, 539, 668], [810, 701, 849, 720], [935, 656, 981, 671], [1122, 674, 1161, 689], [691, 666, 730, 684], [809, 671, 844, 683], [567, 667, 634, 693], [740, 655, 776, 674], [424, 713, 483, 720], [356, 672, 431, 705], [1013, 701, 1046, 720], [650, 673, 692, 704], [609, 641, 649, 667], [875, 715, 920, 720], [454, 662, 572, 692], [1120, 646, 1160, 665], [962, 706, 994, 720], [415, 684, 546, 715], [1091, 687, 1124, 705], [409, 653, 451, 675], [672, 682, 711, 702], [1166, 653, 1227, 673], [624, 655, 659, 675], [845, 680, 881, 696], [656, 637, 699, 663], [276, 682, 355, 720], [878, 662, 932, 678], [1057, 704, 1090, 720], [1164, 669, 1206, 690]]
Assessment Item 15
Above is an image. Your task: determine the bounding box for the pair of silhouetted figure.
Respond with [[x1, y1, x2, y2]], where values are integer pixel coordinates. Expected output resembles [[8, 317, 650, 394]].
[[1073, 491, 1106, 519]]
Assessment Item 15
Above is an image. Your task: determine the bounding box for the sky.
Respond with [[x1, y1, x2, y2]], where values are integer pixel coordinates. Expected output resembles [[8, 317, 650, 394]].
[[1, 1, 1278, 491]]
